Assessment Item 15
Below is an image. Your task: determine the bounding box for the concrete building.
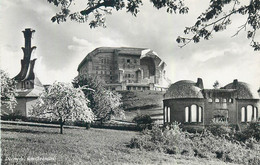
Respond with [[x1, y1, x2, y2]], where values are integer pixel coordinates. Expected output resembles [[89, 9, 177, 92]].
[[77, 47, 170, 91], [2, 28, 44, 117], [163, 78, 260, 128]]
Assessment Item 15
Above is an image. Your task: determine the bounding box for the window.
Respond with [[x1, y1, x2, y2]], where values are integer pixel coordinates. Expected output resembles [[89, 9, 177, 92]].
[[247, 105, 253, 122], [241, 107, 245, 122], [185, 105, 203, 123], [185, 107, 189, 123], [168, 107, 171, 122], [96, 66, 99, 70], [128, 74, 130, 78], [134, 59, 137, 63], [101, 59, 104, 63], [198, 107, 202, 122], [208, 98, 213, 103], [191, 105, 197, 122], [254, 107, 258, 121], [229, 98, 233, 103], [127, 59, 130, 63], [223, 99, 227, 103], [164, 106, 167, 122], [241, 105, 258, 122], [215, 98, 220, 103]]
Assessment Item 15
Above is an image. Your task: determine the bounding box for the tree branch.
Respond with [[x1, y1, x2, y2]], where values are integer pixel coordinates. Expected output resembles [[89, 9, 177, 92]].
[[80, 1, 115, 15]]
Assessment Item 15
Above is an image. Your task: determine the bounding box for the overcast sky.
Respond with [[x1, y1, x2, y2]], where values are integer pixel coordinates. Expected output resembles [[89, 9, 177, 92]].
[[0, 0, 259, 90]]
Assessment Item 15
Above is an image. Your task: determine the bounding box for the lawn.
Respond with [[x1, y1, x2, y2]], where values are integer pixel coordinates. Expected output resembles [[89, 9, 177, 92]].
[[1, 123, 238, 165]]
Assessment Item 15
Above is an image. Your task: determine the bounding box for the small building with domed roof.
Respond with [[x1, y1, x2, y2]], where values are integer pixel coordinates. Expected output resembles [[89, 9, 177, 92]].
[[163, 78, 260, 128]]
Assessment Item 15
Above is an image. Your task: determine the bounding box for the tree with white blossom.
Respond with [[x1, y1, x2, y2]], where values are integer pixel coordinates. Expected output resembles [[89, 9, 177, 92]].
[[0, 69, 17, 113], [31, 82, 94, 134]]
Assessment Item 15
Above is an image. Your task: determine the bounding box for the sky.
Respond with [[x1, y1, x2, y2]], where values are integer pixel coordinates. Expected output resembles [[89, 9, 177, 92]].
[[0, 0, 259, 90]]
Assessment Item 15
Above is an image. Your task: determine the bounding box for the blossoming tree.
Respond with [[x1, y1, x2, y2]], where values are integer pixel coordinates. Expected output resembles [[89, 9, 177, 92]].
[[31, 82, 94, 134]]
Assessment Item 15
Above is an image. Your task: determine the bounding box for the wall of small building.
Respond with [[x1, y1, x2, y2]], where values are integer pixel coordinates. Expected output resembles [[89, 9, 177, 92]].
[[163, 98, 205, 126], [204, 98, 237, 125], [2, 97, 38, 116], [237, 99, 259, 124]]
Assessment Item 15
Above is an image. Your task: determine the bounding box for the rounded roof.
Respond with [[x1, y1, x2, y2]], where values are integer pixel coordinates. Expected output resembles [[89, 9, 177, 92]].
[[164, 80, 204, 99], [224, 81, 259, 99]]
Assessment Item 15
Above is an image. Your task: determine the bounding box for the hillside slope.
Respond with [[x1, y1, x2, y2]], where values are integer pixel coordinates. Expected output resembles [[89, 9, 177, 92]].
[[117, 91, 165, 123]]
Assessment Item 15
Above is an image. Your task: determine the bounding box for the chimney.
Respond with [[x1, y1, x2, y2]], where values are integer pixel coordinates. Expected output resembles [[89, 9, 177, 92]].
[[233, 79, 238, 88], [196, 78, 204, 89]]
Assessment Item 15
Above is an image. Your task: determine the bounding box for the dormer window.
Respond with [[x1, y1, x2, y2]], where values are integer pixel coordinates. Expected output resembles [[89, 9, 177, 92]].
[[223, 99, 227, 103], [215, 98, 220, 103], [208, 98, 213, 103]]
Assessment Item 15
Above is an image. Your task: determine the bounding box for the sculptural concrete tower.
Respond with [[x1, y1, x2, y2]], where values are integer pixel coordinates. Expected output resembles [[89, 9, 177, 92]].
[[10, 28, 44, 116], [14, 28, 37, 89]]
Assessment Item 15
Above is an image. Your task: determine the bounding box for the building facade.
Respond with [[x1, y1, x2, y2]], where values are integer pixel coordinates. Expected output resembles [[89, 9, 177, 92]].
[[77, 47, 170, 91], [163, 78, 260, 128], [2, 28, 44, 117]]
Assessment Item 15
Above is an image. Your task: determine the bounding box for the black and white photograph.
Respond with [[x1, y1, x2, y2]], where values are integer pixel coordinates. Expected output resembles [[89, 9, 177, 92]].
[[1, 0, 260, 164]]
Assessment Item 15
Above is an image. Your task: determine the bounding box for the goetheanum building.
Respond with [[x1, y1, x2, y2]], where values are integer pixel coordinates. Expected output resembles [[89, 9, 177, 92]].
[[77, 47, 170, 91], [163, 78, 260, 128]]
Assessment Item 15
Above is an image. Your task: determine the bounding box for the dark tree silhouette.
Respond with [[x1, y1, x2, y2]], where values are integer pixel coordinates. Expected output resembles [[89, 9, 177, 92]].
[[47, 0, 259, 50], [177, 0, 260, 51]]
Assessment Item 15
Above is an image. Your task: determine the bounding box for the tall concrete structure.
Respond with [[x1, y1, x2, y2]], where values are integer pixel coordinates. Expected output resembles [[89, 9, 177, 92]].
[[163, 78, 260, 129], [77, 47, 170, 91], [3, 28, 44, 116]]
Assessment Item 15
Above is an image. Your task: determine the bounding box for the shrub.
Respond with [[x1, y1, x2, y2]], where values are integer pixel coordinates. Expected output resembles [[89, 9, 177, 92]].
[[133, 114, 153, 130], [207, 120, 231, 137], [234, 121, 260, 142], [129, 122, 260, 165]]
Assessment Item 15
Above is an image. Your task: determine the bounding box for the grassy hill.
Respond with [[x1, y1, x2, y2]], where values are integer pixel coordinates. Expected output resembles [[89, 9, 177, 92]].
[[1, 123, 236, 165], [117, 90, 165, 123]]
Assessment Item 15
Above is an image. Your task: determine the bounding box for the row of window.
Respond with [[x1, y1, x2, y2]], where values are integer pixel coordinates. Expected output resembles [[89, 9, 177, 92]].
[[101, 58, 110, 64], [208, 98, 233, 103], [123, 64, 136, 69], [241, 105, 258, 122], [124, 74, 135, 78], [185, 105, 203, 123], [96, 66, 113, 70], [122, 58, 138, 64], [164, 105, 203, 123], [96, 71, 113, 75]]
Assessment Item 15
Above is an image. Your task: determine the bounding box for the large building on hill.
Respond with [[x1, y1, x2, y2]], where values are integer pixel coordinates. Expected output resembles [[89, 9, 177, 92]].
[[2, 28, 44, 117], [163, 78, 260, 128], [77, 47, 170, 91]]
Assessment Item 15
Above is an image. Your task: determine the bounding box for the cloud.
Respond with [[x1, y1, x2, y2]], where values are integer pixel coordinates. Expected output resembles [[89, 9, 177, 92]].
[[0, 0, 259, 91]]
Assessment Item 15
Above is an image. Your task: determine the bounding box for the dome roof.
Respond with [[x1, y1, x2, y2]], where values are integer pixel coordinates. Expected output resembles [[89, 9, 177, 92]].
[[164, 80, 204, 99], [224, 80, 259, 99]]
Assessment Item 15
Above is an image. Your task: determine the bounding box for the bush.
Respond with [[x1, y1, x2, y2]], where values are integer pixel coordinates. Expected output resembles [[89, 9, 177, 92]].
[[133, 114, 153, 130], [129, 122, 260, 165], [207, 120, 231, 137]]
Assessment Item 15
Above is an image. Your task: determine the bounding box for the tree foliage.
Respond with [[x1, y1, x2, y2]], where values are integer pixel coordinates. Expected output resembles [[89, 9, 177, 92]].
[[73, 74, 124, 123], [47, 0, 260, 51], [177, 0, 260, 51], [31, 82, 94, 134], [0, 69, 17, 111], [213, 80, 220, 89], [47, 0, 188, 28]]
